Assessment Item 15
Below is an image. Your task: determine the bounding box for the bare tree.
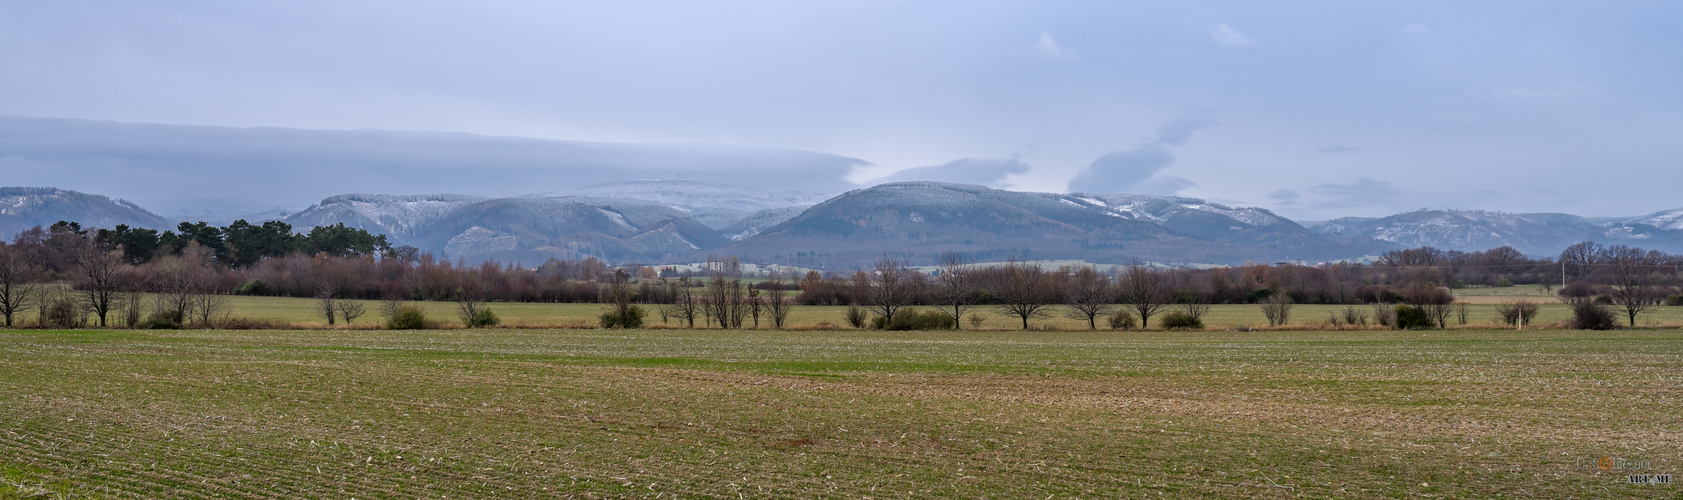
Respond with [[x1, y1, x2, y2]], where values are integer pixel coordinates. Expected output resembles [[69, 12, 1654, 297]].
[[747, 287, 763, 328], [149, 255, 196, 326], [1558, 241, 1601, 283], [1260, 292, 1293, 327], [0, 244, 40, 327], [935, 251, 977, 329], [1404, 284, 1456, 328], [336, 300, 367, 325], [669, 278, 701, 328], [1180, 302, 1211, 324], [455, 282, 489, 328], [705, 275, 747, 329], [994, 260, 1060, 329], [1601, 244, 1669, 327], [863, 255, 921, 325], [1064, 265, 1114, 329], [316, 283, 339, 326], [1117, 264, 1171, 328], [764, 271, 793, 329], [190, 288, 229, 327], [73, 246, 127, 327]]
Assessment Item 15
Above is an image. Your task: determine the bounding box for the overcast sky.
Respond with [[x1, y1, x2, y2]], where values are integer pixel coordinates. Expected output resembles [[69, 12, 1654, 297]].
[[2, 1, 1680, 219]]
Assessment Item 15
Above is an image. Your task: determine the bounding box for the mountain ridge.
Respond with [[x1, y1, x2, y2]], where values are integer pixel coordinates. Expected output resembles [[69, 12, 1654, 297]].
[[10, 184, 1683, 266]]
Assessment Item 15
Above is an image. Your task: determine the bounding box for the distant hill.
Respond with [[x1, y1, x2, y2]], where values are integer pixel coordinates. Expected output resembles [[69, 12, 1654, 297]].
[[284, 194, 489, 245], [285, 194, 726, 263], [1309, 209, 1683, 255], [0, 187, 170, 237], [565, 180, 831, 230], [24, 182, 1683, 267], [725, 182, 1393, 268]]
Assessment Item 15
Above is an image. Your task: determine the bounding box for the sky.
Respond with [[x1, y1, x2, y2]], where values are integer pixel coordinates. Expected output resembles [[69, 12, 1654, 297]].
[[1, 1, 1680, 220]]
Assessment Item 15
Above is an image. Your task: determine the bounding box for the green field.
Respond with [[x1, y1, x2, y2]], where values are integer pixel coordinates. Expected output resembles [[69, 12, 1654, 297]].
[[1, 327, 1679, 498], [17, 290, 1683, 331]]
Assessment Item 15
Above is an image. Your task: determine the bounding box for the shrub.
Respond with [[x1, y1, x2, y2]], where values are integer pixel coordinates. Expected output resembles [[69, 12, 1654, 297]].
[[234, 279, 271, 296], [1559, 280, 1597, 298], [1394, 305, 1435, 329], [1107, 311, 1136, 330], [1243, 288, 1274, 304], [465, 308, 500, 328], [140, 311, 183, 330], [842, 305, 868, 328], [1495, 278, 1514, 287], [1566, 298, 1617, 330], [870, 308, 956, 331], [1370, 302, 1396, 328], [39, 294, 86, 328], [1667, 294, 1683, 307], [1496, 300, 1541, 327], [387, 306, 428, 330], [599, 305, 646, 329], [1158, 310, 1203, 330]]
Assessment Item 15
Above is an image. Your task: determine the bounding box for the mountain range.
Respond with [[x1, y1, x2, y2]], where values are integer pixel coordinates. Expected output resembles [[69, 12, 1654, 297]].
[[12, 181, 1683, 268]]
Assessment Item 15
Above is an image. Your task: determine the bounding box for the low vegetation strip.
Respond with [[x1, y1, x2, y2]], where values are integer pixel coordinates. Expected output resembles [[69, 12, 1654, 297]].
[[1, 328, 1679, 498]]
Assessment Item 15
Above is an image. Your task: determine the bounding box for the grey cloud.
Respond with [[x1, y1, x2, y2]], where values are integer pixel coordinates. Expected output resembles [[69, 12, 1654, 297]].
[[1308, 177, 1401, 209], [1065, 115, 1214, 195], [0, 116, 867, 207], [1268, 189, 1301, 204], [1154, 116, 1219, 146], [869, 157, 1031, 187]]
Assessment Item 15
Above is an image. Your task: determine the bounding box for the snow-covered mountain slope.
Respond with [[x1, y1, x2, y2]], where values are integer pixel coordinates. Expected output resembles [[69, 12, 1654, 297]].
[[0, 187, 170, 237], [284, 194, 487, 245], [719, 205, 811, 241], [1626, 208, 1683, 231], [1311, 210, 1606, 255], [566, 180, 832, 229], [731, 182, 1386, 266]]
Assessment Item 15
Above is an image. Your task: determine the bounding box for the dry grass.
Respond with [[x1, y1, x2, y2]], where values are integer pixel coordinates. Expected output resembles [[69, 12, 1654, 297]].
[[1, 327, 1679, 498]]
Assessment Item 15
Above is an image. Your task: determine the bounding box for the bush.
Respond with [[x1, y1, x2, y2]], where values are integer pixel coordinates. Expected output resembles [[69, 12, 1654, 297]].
[[599, 305, 646, 329], [1394, 305, 1435, 329], [387, 306, 428, 330], [1668, 294, 1683, 307], [234, 279, 271, 296], [464, 308, 500, 328], [870, 309, 956, 331], [1370, 302, 1396, 328], [1566, 298, 1617, 330], [1495, 278, 1513, 287], [843, 305, 868, 328], [1559, 280, 1597, 298], [1495, 300, 1541, 327], [140, 311, 183, 330], [1244, 288, 1274, 304], [1107, 311, 1137, 330], [39, 294, 86, 328], [1158, 310, 1203, 330]]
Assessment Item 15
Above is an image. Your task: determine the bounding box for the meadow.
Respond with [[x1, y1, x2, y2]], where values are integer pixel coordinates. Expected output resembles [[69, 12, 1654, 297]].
[[1, 327, 1680, 498], [80, 287, 1683, 330]]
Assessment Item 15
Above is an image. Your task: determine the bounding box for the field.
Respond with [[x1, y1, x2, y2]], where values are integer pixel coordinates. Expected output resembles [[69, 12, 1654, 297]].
[[16, 285, 1683, 331], [1, 327, 1679, 498]]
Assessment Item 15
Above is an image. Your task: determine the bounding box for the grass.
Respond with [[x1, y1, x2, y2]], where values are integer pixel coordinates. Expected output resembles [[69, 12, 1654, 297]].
[[54, 292, 1683, 330], [0, 327, 1679, 497]]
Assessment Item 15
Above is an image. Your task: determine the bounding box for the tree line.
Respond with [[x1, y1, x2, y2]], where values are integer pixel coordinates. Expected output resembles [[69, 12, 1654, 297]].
[[3, 219, 1682, 330]]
